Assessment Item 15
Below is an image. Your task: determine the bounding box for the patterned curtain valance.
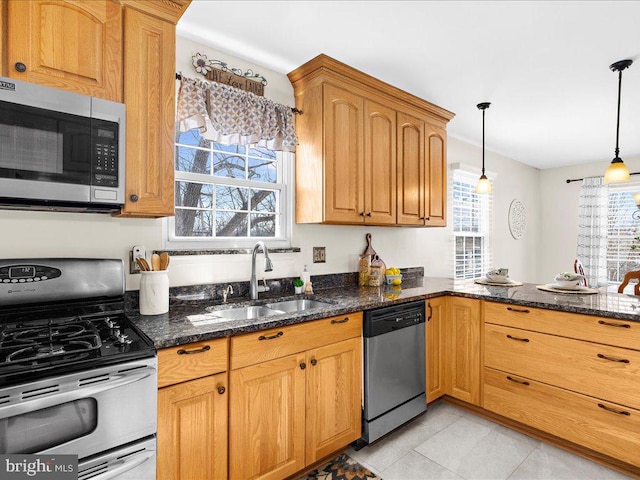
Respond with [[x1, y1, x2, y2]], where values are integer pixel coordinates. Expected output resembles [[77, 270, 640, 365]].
[[176, 76, 298, 152]]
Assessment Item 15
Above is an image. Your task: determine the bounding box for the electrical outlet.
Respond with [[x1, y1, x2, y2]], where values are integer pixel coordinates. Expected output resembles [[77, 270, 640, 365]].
[[130, 245, 146, 274], [313, 247, 326, 263]]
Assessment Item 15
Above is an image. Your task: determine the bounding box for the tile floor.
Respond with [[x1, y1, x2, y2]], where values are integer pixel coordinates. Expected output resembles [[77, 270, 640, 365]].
[[347, 401, 634, 480]]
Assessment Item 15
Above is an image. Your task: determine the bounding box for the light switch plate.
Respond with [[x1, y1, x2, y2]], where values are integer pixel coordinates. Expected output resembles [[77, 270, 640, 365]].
[[130, 245, 146, 274], [313, 247, 326, 263]]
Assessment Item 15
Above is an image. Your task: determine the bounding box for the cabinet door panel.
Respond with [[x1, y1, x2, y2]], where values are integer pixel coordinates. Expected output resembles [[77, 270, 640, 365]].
[[157, 373, 228, 480], [306, 337, 362, 464], [447, 297, 481, 405], [230, 354, 306, 480], [364, 100, 396, 225], [120, 7, 175, 217], [323, 84, 364, 223], [425, 126, 447, 226], [397, 112, 425, 225], [7, 0, 122, 101], [426, 298, 447, 402]]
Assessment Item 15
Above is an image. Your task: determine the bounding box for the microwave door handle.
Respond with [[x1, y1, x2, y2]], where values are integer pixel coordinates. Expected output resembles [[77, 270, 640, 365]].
[[0, 367, 155, 421], [81, 448, 155, 480]]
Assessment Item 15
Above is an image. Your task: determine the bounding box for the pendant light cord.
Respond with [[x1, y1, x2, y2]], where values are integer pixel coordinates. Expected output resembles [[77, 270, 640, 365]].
[[482, 108, 486, 175], [615, 67, 622, 159]]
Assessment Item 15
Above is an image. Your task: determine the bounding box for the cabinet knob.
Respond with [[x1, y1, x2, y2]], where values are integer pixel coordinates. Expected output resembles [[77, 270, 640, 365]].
[[129, 194, 139, 202], [14, 62, 27, 73], [299, 362, 306, 370], [359, 212, 365, 217], [366, 212, 372, 217], [217, 385, 226, 395], [310, 358, 317, 366]]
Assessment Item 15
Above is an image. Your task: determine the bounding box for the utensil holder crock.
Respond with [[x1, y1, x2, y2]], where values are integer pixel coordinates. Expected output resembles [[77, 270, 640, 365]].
[[139, 270, 169, 315]]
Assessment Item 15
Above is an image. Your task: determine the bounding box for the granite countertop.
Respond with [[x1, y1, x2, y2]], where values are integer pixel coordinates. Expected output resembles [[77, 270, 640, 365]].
[[130, 277, 640, 349]]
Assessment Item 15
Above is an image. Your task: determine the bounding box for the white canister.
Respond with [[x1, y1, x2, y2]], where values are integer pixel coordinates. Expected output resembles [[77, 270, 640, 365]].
[[139, 270, 169, 315]]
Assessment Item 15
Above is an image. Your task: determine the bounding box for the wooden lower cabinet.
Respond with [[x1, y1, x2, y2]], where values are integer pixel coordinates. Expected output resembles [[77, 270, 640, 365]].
[[229, 330, 362, 480], [157, 372, 228, 480], [446, 297, 481, 405], [426, 297, 447, 402], [305, 337, 362, 464], [484, 367, 640, 468]]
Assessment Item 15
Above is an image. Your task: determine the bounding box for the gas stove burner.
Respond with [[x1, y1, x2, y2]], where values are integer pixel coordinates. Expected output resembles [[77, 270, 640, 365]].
[[6, 339, 99, 363], [11, 323, 87, 343]]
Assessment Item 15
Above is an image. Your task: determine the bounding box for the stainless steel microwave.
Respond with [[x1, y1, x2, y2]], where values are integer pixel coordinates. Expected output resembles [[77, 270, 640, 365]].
[[0, 77, 125, 213]]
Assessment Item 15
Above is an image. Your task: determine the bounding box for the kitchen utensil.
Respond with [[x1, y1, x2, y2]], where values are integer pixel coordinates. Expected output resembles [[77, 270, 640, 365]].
[[363, 233, 376, 257], [159, 252, 170, 270], [136, 257, 150, 271], [151, 253, 160, 271]]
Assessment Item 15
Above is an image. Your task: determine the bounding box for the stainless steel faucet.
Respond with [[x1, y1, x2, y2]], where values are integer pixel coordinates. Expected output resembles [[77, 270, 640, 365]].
[[250, 241, 273, 300], [222, 285, 234, 303]]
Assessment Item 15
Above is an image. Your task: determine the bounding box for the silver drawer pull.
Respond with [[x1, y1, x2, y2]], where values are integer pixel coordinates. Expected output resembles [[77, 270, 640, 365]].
[[598, 320, 631, 329], [258, 331, 284, 341], [507, 376, 530, 386], [177, 345, 211, 355], [597, 353, 630, 364], [598, 403, 630, 416], [507, 307, 530, 313], [506, 334, 530, 342]]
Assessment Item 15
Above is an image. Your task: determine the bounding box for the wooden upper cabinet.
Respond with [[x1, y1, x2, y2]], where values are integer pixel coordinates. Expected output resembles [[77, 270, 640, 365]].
[[119, 6, 175, 217], [365, 99, 397, 225], [6, 0, 122, 101], [397, 112, 425, 226], [324, 84, 365, 224], [288, 54, 454, 227]]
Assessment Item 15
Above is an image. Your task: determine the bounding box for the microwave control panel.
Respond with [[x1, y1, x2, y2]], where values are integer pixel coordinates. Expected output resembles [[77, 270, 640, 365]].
[[92, 119, 119, 188], [0, 265, 62, 283]]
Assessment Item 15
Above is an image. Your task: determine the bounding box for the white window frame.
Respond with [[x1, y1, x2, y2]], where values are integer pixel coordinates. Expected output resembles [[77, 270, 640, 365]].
[[606, 181, 640, 286], [164, 135, 293, 249], [451, 166, 494, 279]]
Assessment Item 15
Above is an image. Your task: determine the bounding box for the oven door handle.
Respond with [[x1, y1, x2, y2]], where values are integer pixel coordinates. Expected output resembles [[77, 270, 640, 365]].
[[0, 367, 156, 420], [81, 448, 155, 479]]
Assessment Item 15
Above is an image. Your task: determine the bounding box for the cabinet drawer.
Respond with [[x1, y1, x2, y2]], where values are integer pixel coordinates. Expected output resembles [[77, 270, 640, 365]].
[[230, 312, 363, 370], [484, 367, 640, 468], [484, 301, 640, 350], [485, 323, 640, 410], [158, 338, 228, 388]]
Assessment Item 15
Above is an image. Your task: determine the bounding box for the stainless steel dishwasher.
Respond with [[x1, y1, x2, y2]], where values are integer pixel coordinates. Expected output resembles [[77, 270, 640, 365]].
[[358, 300, 426, 446]]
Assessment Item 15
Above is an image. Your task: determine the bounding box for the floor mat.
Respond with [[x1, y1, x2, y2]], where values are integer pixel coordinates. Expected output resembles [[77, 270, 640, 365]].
[[300, 453, 382, 480]]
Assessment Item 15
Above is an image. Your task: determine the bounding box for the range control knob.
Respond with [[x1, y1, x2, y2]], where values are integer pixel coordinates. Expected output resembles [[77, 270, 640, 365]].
[[115, 331, 132, 345], [105, 317, 117, 329]]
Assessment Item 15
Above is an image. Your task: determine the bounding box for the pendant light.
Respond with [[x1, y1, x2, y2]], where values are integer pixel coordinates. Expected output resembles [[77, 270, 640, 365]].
[[475, 102, 492, 194], [603, 59, 633, 184]]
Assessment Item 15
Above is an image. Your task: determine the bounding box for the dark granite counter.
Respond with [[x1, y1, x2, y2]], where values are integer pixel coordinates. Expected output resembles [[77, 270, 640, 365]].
[[130, 277, 640, 349]]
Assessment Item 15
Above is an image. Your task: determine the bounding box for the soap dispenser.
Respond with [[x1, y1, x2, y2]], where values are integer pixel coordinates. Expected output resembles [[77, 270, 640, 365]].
[[301, 265, 311, 287]]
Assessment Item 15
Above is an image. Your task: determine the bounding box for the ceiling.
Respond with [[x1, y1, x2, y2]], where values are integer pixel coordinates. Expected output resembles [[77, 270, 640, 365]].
[[177, 1, 640, 169]]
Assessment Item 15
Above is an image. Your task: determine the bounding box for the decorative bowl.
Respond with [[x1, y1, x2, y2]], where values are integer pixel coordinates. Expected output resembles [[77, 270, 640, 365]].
[[553, 272, 583, 289], [486, 268, 509, 282], [385, 274, 402, 285]]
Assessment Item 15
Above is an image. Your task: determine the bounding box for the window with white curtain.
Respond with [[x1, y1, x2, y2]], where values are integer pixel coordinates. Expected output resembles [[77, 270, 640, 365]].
[[452, 169, 493, 279], [606, 182, 640, 285]]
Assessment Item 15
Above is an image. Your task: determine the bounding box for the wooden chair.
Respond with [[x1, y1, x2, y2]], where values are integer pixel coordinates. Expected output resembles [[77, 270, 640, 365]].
[[618, 270, 640, 295], [574, 259, 588, 287]]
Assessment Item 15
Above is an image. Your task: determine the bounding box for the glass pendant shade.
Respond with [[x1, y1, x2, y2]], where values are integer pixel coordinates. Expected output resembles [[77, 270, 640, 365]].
[[633, 192, 640, 206], [475, 175, 492, 194], [604, 159, 630, 184]]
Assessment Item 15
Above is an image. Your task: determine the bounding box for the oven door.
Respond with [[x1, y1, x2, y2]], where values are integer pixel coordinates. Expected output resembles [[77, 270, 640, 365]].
[[0, 97, 92, 203], [0, 357, 157, 460], [78, 436, 156, 480]]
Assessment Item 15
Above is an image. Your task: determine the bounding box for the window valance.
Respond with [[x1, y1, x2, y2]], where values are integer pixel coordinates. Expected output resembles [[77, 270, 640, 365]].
[[176, 76, 298, 152]]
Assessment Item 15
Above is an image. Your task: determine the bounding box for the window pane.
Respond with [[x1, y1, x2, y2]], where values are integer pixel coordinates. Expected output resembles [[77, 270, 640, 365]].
[[248, 146, 276, 160], [213, 152, 245, 178], [252, 190, 276, 213], [214, 142, 246, 154], [216, 211, 248, 237], [251, 214, 276, 237], [606, 189, 640, 283], [175, 209, 213, 237], [216, 185, 248, 210], [248, 158, 276, 183], [176, 146, 211, 174], [175, 181, 213, 208], [176, 128, 205, 147]]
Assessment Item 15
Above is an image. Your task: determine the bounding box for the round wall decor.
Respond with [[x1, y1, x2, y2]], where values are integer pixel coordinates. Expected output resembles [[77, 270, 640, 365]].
[[508, 199, 526, 239]]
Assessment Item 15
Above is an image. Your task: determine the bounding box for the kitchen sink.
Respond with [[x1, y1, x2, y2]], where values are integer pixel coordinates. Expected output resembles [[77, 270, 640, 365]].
[[264, 299, 333, 313], [205, 305, 286, 321]]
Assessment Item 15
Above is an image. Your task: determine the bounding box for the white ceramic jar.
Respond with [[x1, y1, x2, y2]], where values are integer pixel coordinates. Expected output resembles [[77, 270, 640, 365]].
[[139, 270, 169, 315]]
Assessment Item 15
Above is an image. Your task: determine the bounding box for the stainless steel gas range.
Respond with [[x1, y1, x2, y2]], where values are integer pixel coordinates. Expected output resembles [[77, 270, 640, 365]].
[[0, 258, 157, 479]]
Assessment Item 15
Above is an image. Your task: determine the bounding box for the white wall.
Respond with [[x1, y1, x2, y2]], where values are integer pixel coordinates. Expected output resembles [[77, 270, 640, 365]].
[[538, 155, 640, 283], [0, 36, 542, 292]]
